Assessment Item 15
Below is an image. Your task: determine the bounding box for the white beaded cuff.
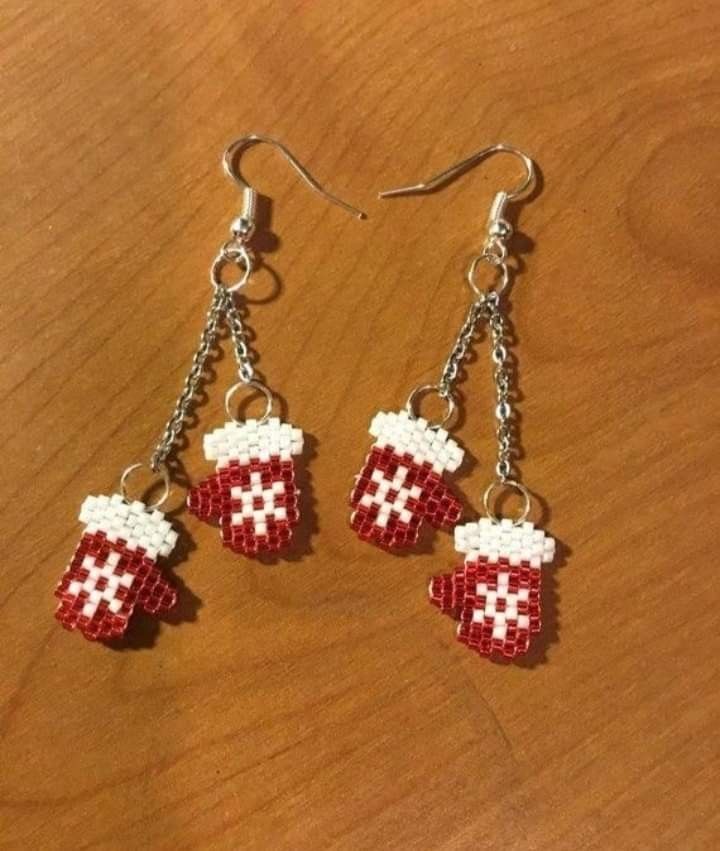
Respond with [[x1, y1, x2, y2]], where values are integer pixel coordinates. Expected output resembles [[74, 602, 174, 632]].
[[369, 410, 464, 474], [79, 494, 178, 559], [455, 517, 555, 568], [203, 418, 304, 466]]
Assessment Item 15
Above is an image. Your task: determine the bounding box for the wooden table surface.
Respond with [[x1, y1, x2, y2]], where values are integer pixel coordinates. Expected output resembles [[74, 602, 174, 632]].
[[2, 2, 719, 849]]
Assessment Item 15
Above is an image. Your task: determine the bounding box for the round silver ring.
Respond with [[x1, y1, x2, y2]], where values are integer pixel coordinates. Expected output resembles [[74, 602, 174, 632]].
[[119, 462, 171, 511], [210, 244, 253, 293], [467, 254, 510, 301], [482, 478, 532, 526], [225, 379, 274, 425], [405, 384, 456, 429]]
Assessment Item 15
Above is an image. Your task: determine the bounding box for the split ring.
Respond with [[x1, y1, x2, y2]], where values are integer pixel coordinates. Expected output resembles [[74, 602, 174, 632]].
[[482, 478, 532, 526], [210, 244, 253, 293], [467, 254, 510, 301], [405, 384, 456, 430], [224, 379, 274, 425], [119, 462, 171, 511]]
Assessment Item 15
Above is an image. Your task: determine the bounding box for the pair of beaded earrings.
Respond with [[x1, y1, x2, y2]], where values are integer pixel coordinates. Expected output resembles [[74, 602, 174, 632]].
[[55, 134, 555, 661]]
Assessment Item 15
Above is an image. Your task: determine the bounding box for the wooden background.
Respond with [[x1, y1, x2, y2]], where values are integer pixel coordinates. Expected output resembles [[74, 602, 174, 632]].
[[1, 1, 719, 849]]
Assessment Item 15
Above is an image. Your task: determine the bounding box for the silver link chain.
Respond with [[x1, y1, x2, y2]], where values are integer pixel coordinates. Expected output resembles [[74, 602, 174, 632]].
[[435, 288, 517, 482], [486, 293, 515, 481], [438, 298, 489, 399], [149, 286, 226, 471], [149, 286, 258, 471], [220, 288, 256, 383], [149, 227, 263, 472]]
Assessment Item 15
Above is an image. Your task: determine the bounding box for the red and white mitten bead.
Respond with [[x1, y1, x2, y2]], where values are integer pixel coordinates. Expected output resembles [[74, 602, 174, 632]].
[[429, 517, 555, 659], [187, 417, 304, 555], [350, 410, 465, 548], [55, 494, 178, 641]]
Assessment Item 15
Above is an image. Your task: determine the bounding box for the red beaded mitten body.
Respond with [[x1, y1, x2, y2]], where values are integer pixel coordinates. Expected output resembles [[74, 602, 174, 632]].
[[429, 517, 555, 659], [188, 417, 304, 555], [350, 410, 465, 548], [54, 494, 179, 641]]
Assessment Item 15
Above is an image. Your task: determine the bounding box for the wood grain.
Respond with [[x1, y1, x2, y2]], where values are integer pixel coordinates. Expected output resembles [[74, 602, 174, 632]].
[[1, 1, 719, 848]]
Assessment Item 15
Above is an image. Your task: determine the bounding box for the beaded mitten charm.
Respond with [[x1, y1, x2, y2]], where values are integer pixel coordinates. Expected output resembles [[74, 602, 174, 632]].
[[188, 417, 304, 555], [55, 494, 178, 641], [429, 517, 555, 659], [350, 410, 464, 548]]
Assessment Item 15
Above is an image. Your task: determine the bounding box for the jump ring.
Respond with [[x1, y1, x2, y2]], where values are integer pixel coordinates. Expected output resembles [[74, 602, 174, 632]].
[[467, 254, 510, 301], [224, 379, 274, 425], [482, 478, 532, 526], [405, 384, 456, 430], [119, 462, 171, 511], [210, 244, 253, 293]]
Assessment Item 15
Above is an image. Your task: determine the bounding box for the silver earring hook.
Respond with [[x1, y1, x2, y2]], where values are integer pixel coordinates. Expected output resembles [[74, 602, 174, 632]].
[[379, 143, 536, 303], [223, 134, 366, 231], [378, 143, 535, 201]]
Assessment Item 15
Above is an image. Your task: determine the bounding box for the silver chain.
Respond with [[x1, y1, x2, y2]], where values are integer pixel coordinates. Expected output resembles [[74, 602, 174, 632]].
[[149, 286, 258, 471], [149, 229, 262, 472], [438, 298, 489, 399], [437, 238, 517, 482], [486, 293, 515, 481], [221, 288, 256, 383], [435, 286, 517, 482], [149, 286, 226, 471]]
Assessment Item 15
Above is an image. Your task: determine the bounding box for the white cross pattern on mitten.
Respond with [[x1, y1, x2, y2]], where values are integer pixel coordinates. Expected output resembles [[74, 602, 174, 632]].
[[230, 473, 289, 537], [67, 552, 135, 618], [471, 576, 532, 640], [357, 466, 423, 529]]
